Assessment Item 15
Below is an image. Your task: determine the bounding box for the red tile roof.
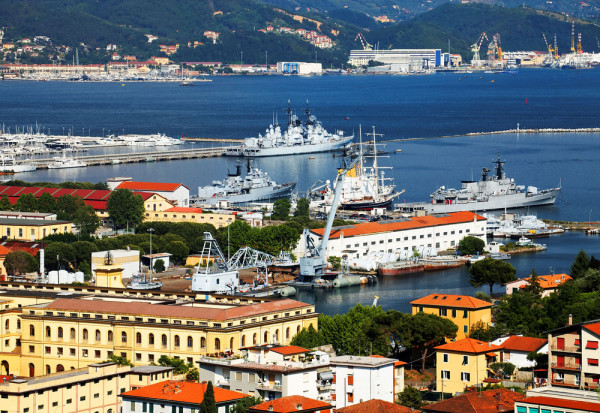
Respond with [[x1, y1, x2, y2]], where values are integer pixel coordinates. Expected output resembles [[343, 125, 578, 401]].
[[335, 399, 418, 413], [165, 207, 204, 213], [500, 336, 547, 353], [584, 322, 600, 337], [310, 211, 485, 239], [516, 273, 572, 290], [435, 338, 502, 354], [424, 388, 523, 413], [43, 298, 313, 321], [1, 241, 41, 256], [120, 380, 248, 404], [117, 181, 188, 192], [518, 396, 600, 413], [410, 294, 492, 309], [0, 244, 11, 255], [250, 395, 331, 413], [270, 345, 310, 355]]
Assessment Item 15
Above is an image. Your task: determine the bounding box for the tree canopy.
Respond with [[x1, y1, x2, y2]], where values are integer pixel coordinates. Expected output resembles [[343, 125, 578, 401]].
[[469, 257, 517, 296], [271, 198, 291, 221], [457, 236, 485, 255], [106, 189, 145, 229], [4, 251, 38, 275]]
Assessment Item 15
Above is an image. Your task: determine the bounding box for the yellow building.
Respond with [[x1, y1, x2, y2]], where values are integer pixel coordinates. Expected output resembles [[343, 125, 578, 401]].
[[0, 218, 72, 241], [410, 294, 492, 340], [144, 205, 235, 229], [0, 361, 173, 413], [18, 296, 318, 376], [434, 338, 501, 395]]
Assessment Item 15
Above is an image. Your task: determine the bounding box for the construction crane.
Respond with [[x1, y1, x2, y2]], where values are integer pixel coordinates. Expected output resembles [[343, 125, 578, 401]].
[[577, 32, 582, 54], [355, 32, 372, 51], [496, 33, 503, 61], [542, 32, 554, 58], [571, 22, 575, 53], [554, 33, 559, 60], [487, 33, 503, 61], [0, 27, 5, 45], [470, 32, 488, 66]]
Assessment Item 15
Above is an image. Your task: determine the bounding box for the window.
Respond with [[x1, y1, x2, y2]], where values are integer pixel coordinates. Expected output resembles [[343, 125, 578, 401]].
[[462, 355, 469, 365], [588, 358, 599, 366], [418, 306, 423, 313], [187, 336, 193, 348], [70, 328, 76, 339], [121, 332, 127, 344], [108, 330, 113, 342], [82, 329, 88, 341], [441, 370, 450, 380], [46, 326, 51, 338], [149, 333, 155, 345], [439, 308, 447, 316], [95, 350, 101, 358], [464, 325, 469, 334], [463, 310, 468, 319], [452, 309, 457, 318], [286, 327, 290, 340], [461, 372, 471, 381], [95, 329, 101, 341], [587, 340, 599, 349], [174, 335, 180, 347], [161, 334, 167, 347], [57, 327, 63, 338], [443, 353, 449, 363], [136, 332, 142, 344], [215, 338, 221, 350], [82, 349, 88, 358], [201, 337, 206, 348]]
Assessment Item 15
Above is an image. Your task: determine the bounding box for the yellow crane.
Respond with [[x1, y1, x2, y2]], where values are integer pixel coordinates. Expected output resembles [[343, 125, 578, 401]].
[[571, 21, 575, 53], [577, 32, 582, 54], [355, 32, 372, 51], [470, 32, 488, 65], [542, 32, 554, 58], [554, 33, 559, 60]]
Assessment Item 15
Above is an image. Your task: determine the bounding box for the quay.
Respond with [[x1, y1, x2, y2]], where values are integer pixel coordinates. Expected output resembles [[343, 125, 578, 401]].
[[30, 147, 233, 169], [181, 137, 244, 143]]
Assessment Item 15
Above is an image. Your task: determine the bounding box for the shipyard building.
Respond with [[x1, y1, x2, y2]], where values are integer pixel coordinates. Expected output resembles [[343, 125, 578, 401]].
[[348, 49, 448, 70]]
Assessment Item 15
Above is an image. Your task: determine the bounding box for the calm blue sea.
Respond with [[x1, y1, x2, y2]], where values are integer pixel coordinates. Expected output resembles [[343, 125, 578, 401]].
[[1, 69, 600, 314]]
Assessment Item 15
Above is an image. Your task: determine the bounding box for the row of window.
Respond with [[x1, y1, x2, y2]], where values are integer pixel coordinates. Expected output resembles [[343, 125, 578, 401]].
[[3, 319, 21, 331], [440, 370, 471, 381], [343, 228, 471, 249], [437, 308, 469, 319], [442, 354, 470, 365], [147, 212, 232, 221]]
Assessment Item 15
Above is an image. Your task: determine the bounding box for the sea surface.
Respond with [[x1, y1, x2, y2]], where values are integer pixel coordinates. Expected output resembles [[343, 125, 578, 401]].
[[1, 69, 600, 315]]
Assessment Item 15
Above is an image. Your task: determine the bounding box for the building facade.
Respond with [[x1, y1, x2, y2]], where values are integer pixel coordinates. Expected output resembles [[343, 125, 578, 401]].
[[410, 294, 493, 340], [490, 335, 548, 370], [348, 49, 442, 67], [434, 338, 501, 395], [91, 249, 140, 280], [114, 180, 190, 207], [0, 217, 72, 241]]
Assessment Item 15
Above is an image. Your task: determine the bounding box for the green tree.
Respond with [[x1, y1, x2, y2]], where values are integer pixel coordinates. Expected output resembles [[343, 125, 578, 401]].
[[0, 195, 12, 211], [230, 396, 261, 413], [469, 257, 517, 296], [328, 256, 341, 270], [44, 242, 77, 271], [200, 381, 218, 413], [490, 362, 516, 378], [571, 250, 591, 279], [55, 195, 85, 220], [158, 355, 189, 374], [186, 367, 199, 382], [271, 198, 291, 221], [397, 385, 422, 409], [527, 351, 548, 370], [4, 251, 38, 275], [37, 192, 57, 213], [294, 197, 310, 220], [73, 204, 101, 234], [457, 236, 485, 255], [165, 240, 189, 265], [153, 259, 165, 273], [15, 193, 38, 212], [107, 189, 145, 229], [106, 353, 133, 366], [290, 324, 325, 349]]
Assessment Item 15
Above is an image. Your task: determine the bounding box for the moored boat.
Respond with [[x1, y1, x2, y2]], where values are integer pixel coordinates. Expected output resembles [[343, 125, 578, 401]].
[[378, 261, 425, 276], [127, 274, 163, 290]]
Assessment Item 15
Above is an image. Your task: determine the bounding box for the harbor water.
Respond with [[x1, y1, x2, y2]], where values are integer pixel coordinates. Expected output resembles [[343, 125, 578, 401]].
[[1, 69, 600, 314]]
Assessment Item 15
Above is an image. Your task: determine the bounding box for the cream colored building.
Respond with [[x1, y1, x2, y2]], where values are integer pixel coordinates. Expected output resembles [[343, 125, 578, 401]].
[[0, 362, 173, 413], [0, 218, 72, 241], [92, 249, 140, 279], [144, 205, 235, 228]]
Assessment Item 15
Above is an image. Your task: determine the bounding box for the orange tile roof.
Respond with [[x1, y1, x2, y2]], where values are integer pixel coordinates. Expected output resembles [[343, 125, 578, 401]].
[[43, 298, 313, 321], [524, 273, 571, 289], [309, 211, 485, 239], [519, 396, 600, 413], [165, 207, 204, 213], [0, 244, 11, 255], [117, 181, 188, 192], [424, 388, 523, 413], [120, 380, 248, 404], [435, 338, 502, 354], [270, 345, 310, 355], [500, 336, 547, 353], [250, 395, 331, 413], [410, 294, 492, 309], [583, 322, 600, 337], [335, 399, 418, 413]]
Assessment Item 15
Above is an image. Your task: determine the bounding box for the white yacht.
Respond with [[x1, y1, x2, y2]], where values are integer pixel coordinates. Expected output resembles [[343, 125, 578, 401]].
[[47, 154, 87, 169], [0, 155, 36, 173]]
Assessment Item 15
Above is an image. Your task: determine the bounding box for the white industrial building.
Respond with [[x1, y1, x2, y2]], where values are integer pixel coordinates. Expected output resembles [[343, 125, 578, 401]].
[[296, 211, 486, 260], [91, 249, 140, 279], [108, 178, 190, 207], [277, 62, 323, 75], [330, 355, 404, 408], [348, 49, 445, 68]]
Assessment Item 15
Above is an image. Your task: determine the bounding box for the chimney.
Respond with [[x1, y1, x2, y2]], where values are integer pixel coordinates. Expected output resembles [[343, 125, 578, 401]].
[[568, 314, 573, 326], [296, 404, 303, 410], [268, 405, 274, 412]]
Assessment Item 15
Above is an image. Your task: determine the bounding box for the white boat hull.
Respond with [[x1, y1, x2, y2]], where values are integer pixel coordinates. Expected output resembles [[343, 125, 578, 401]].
[[226, 135, 353, 157], [196, 182, 296, 205]]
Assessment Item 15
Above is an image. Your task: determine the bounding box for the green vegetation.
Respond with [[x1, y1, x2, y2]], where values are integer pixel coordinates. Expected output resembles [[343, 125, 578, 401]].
[[106, 189, 146, 229], [105, 353, 133, 367], [157, 355, 199, 381], [271, 198, 291, 221], [457, 236, 485, 255], [200, 381, 218, 413], [489, 361, 516, 378], [4, 251, 39, 276], [230, 396, 262, 413], [153, 259, 166, 273], [469, 257, 517, 296], [397, 385, 423, 409]]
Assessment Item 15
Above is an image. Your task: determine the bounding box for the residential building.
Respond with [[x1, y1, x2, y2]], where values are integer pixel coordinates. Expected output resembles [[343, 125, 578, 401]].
[[422, 388, 523, 413], [300, 212, 486, 263], [547, 319, 600, 390], [0, 217, 72, 241], [121, 380, 248, 413], [434, 338, 501, 395], [505, 273, 572, 297], [250, 395, 332, 413], [410, 294, 492, 340], [335, 399, 418, 413], [17, 296, 317, 377], [0, 362, 173, 413], [330, 355, 403, 408], [198, 345, 332, 401], [0, 211, 57, 220], [515, 396, 600, 413], [91, 249, 140, 280], [112, 180, 190, 207], [491, 335, 548, 369]]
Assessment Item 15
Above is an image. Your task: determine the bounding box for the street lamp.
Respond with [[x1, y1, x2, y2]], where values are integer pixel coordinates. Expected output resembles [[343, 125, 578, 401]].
[[148, 228, 155, 275]]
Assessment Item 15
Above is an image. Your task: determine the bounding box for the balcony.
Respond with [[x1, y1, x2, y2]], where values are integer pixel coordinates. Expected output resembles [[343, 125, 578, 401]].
[[551, 345, 581, 353], [551, 362, 581, 370], [256, 383, 283, 392], [551, 379, 580, 388]]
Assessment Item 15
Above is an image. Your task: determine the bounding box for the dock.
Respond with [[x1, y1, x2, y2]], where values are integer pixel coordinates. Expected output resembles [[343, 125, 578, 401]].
[[31, 147, 234, 169], [181, 137, 244, 143]]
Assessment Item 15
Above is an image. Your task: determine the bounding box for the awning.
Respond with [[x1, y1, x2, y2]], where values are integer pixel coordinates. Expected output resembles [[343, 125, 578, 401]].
[[586, 341, 599, 349], [486, 352, 498, 357], [319, 371, 334, 380]]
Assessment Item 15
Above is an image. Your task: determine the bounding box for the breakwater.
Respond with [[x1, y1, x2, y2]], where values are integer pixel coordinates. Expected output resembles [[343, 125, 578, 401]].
[[388, 127, 600, 142]]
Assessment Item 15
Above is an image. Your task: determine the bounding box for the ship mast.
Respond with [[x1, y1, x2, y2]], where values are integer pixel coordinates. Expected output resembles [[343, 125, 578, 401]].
[[493, 151, 505, 180]]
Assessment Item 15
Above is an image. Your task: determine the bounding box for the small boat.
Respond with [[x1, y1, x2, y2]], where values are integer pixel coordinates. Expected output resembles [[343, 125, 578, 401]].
[[420, 256, 468, 271], [488, 252, 511, 260], [127, 274, 162, 290], [378, 261, 424, 276], [47, 154, 87, 169], [179, 80, 195, 86]]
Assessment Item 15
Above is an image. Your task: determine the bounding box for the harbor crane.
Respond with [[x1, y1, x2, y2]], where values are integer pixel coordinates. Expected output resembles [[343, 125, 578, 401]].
[[577, 33, 582, 54], [542, 32, 554, 60], [571, 22, 575, 53], [554, 33, 559, 60], [487, 33, 503, 62], [355, 32, 373, 50], [470, 32, 488, 66], [299, 154, 360, 278]]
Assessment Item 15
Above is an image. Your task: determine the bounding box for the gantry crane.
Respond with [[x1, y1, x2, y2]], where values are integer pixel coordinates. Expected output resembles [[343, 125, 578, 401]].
[[355, 32, 372, 51], [571, 22, 575, 53], [542, 32, 554, 59], [577, 32, 582, 54], [470, 32, 488, 66], [554, 33, 559, 60]]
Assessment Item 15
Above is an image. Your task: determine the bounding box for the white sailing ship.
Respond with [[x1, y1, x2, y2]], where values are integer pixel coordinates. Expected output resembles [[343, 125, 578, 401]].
[[226, 101, 353, 157]]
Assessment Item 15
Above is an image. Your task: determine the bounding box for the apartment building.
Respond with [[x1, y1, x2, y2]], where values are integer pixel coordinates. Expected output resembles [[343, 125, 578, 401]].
[[410, 294, 493, 340]]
